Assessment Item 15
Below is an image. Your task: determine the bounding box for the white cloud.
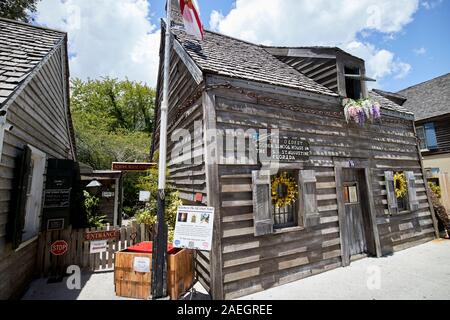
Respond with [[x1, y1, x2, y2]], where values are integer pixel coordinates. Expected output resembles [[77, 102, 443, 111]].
[[210, 0, 419, 86], [35, 0, 161, 86], [414, 47, 427, 55], [422, 0, 443, 10], [345, 41, 411, 87]]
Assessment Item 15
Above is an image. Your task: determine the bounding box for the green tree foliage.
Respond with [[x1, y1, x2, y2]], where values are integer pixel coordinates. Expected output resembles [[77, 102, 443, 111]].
[[70, 78, 156, 211], [0, 0, 40, 22], [70, 77, 155, 169], [82, 191, 107, 228]]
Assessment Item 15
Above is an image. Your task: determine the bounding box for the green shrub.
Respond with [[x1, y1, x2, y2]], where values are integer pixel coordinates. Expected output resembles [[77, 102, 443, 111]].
[[83, 190, 107, 228], [135, 168, 182, 243]]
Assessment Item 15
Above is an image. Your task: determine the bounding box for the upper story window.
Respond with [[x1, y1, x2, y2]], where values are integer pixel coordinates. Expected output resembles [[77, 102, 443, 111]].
[[344, 66, 362, 100], [417, 123, 438, 151]]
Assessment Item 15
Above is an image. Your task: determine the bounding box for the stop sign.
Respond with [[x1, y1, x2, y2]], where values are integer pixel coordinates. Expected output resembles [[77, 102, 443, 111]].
[[50, 240, 68, 256]]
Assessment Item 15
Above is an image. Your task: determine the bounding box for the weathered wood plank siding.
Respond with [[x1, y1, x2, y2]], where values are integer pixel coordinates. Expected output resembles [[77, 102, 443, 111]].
[[206, 75, 435, 299], [0, 43, 74, 299], [419, 115, 450, 154], [276, 56, 338, 93]]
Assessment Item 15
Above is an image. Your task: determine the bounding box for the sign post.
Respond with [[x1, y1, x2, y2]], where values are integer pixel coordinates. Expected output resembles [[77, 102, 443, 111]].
[[152, 0, 172, 300]]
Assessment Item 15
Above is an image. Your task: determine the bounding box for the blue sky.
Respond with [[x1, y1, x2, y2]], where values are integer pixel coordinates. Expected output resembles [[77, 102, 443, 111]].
[[151, 0, 450, 92], [362, 0, 450, 91], [35, 0, 450, 92]]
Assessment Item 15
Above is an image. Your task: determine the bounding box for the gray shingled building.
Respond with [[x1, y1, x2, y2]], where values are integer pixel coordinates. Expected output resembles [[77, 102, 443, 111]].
[[398, 73, 450, 175], [0, 18, 76, 299], [151, 0, 439, 300]]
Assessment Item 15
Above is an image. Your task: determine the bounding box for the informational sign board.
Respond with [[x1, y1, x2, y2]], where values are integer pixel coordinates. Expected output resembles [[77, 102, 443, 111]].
[[90, 240, 108, 254], [133, 257, 151, 273], [173, 206, 214, 251], [50, 240, 68, 256], [47, 218, 65, 231], [43, 189, 71, 208], [85, 230, 119, 241], [112, 162, 156, 172], [102, 191, 115, 198], [139, 191, 151, 202], [258, 134, 310, 162]]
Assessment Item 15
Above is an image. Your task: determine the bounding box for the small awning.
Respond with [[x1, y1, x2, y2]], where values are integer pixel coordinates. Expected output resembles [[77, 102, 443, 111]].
[[344, 74, 377, 82]]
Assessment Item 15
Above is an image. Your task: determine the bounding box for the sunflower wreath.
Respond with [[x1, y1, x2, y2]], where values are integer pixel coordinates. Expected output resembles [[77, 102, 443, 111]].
[[394, 172, 407, 199], [271, 172, 298, 208]]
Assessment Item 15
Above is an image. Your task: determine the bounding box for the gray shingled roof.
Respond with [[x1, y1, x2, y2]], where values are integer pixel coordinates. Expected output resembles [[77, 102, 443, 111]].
[[171, 27, 338, 97], [369, 90, 413, 116], [397, 73, 450, 121], [0, 18, 65, 108]]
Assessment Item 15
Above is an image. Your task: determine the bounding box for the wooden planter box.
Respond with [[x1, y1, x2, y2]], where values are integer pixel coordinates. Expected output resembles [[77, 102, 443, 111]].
[[114, 247, 194, 300]]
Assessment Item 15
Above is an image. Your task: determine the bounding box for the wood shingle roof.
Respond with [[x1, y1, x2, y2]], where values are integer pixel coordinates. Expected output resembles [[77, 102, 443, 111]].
[[171, 26, 338, 97], [369, 90, 413, 116], [398, 73, 450, 121], [0, 18, 65, 108]]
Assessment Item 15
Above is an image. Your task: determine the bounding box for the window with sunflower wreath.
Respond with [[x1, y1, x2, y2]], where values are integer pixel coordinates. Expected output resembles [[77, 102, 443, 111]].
[[271, 171, 299, 229], [252, 169, 319, 235], [385, 170, 419, 214], [394, 172, 408, 211]]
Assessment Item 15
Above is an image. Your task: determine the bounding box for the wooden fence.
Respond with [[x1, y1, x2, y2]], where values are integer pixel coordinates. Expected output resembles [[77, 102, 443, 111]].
[[36, 222, 151, 277]]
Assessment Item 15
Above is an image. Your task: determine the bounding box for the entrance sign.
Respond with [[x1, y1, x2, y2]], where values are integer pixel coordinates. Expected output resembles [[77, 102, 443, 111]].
[[85, 230, 118, 241], [90, 240, 108, 254], [50, 240, 68, 256], [133, 257, 151, 273], [111, 162, 156, 172], [258, 134, 310, 162], [173, 206, 215, 251]]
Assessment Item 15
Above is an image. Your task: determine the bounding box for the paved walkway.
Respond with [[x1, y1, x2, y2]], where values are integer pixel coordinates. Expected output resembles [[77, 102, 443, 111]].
[[240, 239, 450, 300], [22, 268, 209, 300], [23, 239, 450, 300]]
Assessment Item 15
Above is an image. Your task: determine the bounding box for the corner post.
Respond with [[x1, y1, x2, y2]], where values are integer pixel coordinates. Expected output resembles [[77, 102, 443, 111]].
[[203, 90, 224, 299]]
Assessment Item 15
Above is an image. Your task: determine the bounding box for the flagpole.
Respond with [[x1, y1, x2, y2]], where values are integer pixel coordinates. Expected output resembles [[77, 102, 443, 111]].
[[152, 0, 172, 299]]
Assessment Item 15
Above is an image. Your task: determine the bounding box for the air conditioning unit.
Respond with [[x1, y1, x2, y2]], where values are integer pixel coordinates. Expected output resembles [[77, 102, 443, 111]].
[[424, 168, 433, 179]]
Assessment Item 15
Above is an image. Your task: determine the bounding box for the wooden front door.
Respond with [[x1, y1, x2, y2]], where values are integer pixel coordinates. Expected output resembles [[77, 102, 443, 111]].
[[342, 169, 367, 257]]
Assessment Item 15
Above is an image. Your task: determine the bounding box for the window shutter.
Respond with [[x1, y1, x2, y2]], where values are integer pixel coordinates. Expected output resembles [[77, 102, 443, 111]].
[[252, 170, 273, 236], [384, 171, 398, 215], [405, 171, 419, 211], [9, 146, 32, 249], [424, 122, 438, 150], [299, 170, 319, 227]]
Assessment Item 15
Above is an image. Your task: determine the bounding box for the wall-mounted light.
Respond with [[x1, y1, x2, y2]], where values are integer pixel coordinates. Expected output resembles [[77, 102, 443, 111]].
[[86, 179, 102, 195]]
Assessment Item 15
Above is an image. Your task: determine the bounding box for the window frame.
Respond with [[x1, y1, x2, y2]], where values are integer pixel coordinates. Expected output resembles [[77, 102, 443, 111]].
[[416, 125, 428, 151], [271, 170, 299, 230], [395, 170, 410, 214], [21, 146, 47, 244], [344, 66, 362, 100]]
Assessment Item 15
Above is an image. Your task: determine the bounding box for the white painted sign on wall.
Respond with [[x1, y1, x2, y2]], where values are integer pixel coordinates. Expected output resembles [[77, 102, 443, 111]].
[[133, 257, 151, 273], [139, 191, 151, 202], [89, 240, 108, 254], [173, 206, 214, 251]]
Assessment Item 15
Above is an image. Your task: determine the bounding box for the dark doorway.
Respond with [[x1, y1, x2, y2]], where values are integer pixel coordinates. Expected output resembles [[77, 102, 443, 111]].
[[342, 168, 372, 260]]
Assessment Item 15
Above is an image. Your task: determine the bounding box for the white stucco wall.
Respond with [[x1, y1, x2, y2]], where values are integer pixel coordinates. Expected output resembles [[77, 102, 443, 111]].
[[423, 153, 450, 175]]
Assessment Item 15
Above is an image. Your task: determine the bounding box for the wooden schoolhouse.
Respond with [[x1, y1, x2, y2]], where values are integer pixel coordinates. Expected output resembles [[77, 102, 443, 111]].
[[0, 18, 77, 299], [152, 1, 440, 300]]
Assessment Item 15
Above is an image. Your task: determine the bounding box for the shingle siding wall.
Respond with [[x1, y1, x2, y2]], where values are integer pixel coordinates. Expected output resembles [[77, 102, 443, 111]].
[[419, 114, 450, 155], [0, 44, 74, 299]]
